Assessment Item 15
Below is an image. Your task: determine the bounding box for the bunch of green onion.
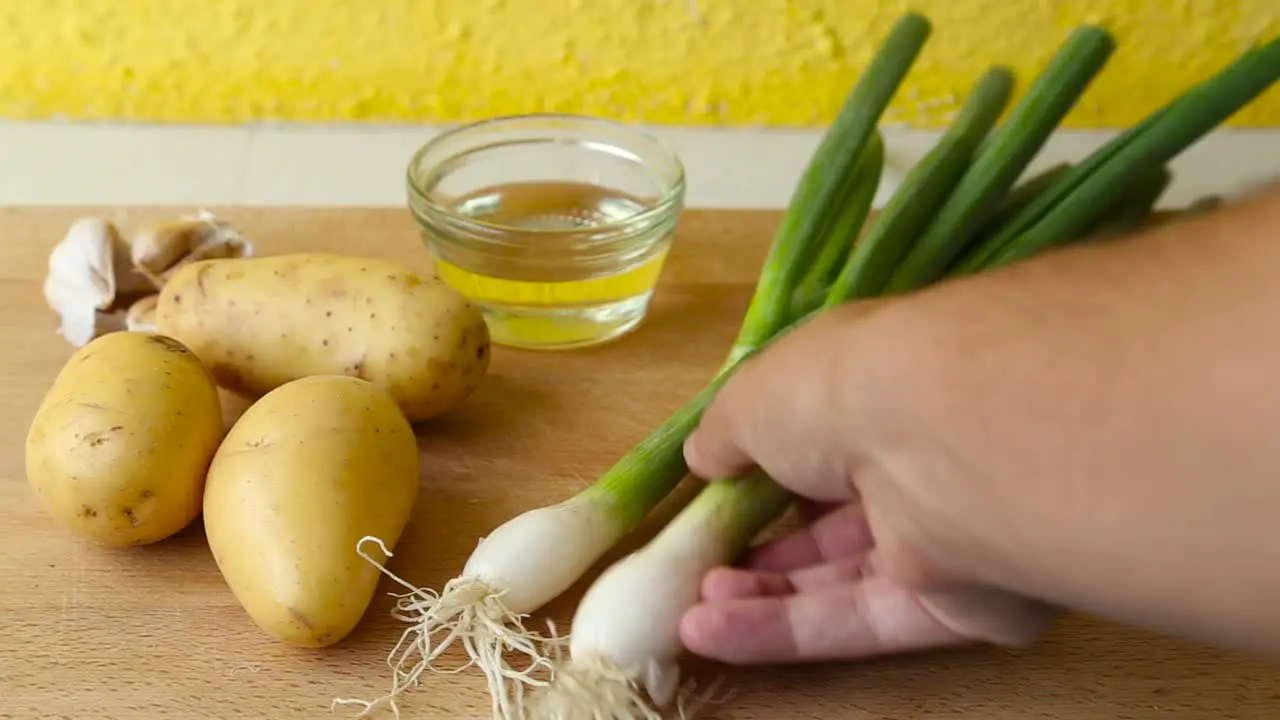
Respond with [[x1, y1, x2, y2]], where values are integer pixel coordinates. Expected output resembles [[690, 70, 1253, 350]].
[[345, 12, 1280, 720]]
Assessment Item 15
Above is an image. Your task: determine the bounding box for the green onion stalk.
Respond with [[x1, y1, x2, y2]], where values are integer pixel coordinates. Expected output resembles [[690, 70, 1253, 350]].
[[1081, 165, 1174, 239], [982, 34, 1280, 269], [964, 161, 1073, 250], [337, 13, 932, 720], [530, 23, 1280, 720], [883, 25, 1115, 293]]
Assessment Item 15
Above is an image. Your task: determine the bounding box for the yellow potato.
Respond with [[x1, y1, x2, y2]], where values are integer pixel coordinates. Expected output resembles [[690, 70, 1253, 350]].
[[25, 331, 223, 546], [203, 375, 420, 647], [155, 252, 490, 422]]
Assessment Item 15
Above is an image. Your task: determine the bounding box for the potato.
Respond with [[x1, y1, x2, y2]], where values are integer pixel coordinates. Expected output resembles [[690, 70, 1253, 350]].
[[203, 375, 420, 647], [25, 331, 223, 546], [154, 252, 490, 422]]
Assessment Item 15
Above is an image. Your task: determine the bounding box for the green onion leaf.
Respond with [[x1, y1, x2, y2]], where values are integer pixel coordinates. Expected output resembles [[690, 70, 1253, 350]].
[[948, 106, 1172, 277], [1085, 165, 1173, 239], [733, 12, 932, 351], [823, 66, 1016, 305], [986, 35, 1280, 269], [789, 130, 886, 320], [967, 161, 1074, 247], [883, 25, 1115, 293]]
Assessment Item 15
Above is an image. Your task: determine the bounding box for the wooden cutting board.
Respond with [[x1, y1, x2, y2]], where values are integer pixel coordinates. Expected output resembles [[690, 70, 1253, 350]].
[[1, 206, 1277, 720]]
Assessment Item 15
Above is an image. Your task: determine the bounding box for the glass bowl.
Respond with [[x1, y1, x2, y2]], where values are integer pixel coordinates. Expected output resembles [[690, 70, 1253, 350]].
[[406, 114, 686, 351]]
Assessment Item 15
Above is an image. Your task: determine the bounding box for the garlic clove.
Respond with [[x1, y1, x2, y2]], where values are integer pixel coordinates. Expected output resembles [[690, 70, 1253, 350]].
[[131, 213, 253, 288], [56, 308, 99, 348], [43, 274, 95, 347], [46, 217, 121, 310], [125, 294, 160, 333], [43, 276, 131, 347], [43, 217, 142, 347], [130, 220, 203, 286]]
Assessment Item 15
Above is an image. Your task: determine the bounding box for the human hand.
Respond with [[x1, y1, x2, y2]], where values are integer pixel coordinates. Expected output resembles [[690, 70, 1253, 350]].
[[679, 303, 1057, 665]]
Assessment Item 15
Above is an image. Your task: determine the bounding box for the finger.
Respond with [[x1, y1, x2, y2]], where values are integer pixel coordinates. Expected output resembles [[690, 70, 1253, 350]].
[[742, 503, 873, 573], [683, 310, 864, 503], [701, 567, 793, 602], [787, 556, 867, 591], [681, 412, 755, 482], [701, 557, 867, 602], [680, 576, 969, 665], [681, 343, 783, 480]]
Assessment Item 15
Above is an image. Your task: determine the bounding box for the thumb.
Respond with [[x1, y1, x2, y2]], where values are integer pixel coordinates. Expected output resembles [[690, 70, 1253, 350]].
[[681, 360, 767, 481], [683, 305, 871, 501]]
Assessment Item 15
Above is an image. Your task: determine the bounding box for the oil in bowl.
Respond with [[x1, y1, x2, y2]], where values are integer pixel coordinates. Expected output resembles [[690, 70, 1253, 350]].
[[407, 115, 685, 351], [439, 181, 671, 323]]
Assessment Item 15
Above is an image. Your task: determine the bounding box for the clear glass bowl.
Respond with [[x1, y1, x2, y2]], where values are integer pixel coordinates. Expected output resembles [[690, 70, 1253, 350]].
[[406, 114, 686, 351]]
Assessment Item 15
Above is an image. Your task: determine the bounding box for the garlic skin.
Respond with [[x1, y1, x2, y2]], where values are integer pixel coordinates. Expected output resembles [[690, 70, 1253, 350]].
[[130, 212, 253, 289], [42, 218, 142, 347]]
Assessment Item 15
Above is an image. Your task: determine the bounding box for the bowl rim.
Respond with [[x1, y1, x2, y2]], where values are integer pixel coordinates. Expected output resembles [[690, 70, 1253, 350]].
[[405, 113, 687, 244]]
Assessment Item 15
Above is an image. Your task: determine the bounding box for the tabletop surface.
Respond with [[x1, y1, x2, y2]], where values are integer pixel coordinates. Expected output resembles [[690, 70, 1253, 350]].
[[1, 205, 1277, 719]]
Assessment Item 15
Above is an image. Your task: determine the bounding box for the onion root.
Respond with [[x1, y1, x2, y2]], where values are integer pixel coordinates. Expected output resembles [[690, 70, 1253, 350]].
[[333, 536, 564, 720]]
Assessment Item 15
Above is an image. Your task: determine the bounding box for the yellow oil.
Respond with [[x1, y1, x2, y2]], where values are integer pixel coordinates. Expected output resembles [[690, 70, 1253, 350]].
[[429, 181, 675, 350]]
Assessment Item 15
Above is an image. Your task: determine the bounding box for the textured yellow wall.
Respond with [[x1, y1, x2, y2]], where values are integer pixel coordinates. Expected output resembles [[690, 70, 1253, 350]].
[[1, 0, 1277, 127]]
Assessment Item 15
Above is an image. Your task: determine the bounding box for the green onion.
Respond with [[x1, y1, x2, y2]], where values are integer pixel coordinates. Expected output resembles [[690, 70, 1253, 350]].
[[1085, 165, 1173, 239], [823, 66, 1015, 304], [668, 469, 794, 559], [883, 26, 1115, 293], [949, 164, 1170, 272], [949, 105, 1173, 276], [790, 131, 886, 320], [967, 162, 1073, 246], [987, 35, 1280, 268], [945, 163, 1075, 276], [733, 12, 932, 352]]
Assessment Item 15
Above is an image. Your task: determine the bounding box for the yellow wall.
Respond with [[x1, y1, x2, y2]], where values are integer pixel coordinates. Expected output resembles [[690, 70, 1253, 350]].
[[1, 0, 1277, 127]]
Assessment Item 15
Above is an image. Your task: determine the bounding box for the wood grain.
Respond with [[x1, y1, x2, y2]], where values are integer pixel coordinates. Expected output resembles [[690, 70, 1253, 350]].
[[1, 206, 1276, 720]]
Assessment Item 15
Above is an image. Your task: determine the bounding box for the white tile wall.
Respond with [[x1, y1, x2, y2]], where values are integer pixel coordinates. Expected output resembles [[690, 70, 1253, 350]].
[[1, 120, 1276, 209]]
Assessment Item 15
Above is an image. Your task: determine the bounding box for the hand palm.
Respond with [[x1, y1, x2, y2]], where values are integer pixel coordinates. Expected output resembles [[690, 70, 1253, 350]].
[[680, 503, 1056, 664]]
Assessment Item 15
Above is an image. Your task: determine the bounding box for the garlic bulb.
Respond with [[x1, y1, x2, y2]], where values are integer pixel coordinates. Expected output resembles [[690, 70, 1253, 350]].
[[42, 217, 149, 347]]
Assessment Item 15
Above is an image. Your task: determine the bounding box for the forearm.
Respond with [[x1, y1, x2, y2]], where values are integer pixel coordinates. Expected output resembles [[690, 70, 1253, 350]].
[[908, 185, 1280, 657]]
